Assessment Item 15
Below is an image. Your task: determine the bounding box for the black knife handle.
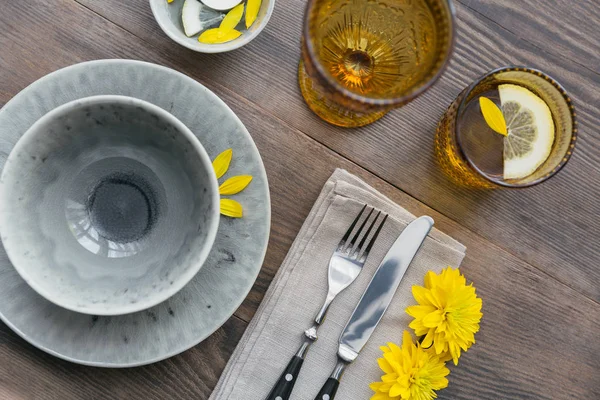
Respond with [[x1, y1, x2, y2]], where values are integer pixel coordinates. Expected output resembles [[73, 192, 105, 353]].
[[314, 377, 340, 400], [265, 355, 304, 400]]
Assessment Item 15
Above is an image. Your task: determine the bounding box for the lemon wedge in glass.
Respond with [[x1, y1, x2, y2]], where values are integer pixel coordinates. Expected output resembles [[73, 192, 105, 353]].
[[499, 84, 555, 180]]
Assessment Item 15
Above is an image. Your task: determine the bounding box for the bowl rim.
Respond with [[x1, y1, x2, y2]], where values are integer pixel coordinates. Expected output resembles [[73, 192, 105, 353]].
[[0, 94, 221, 316], [149, 0, 276, 53]]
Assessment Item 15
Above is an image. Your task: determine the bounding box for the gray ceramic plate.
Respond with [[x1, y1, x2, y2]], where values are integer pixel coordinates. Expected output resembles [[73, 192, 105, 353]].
[[0, 59, 271, 367]]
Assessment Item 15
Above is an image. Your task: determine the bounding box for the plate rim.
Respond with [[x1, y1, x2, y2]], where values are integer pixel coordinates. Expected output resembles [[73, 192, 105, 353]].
[[0, 59, 271, 367]]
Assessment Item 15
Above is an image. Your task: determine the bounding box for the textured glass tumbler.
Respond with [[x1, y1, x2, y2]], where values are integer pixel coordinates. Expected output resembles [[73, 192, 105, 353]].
[[299, 0, 455, 128], [434, 67, 578, 189]]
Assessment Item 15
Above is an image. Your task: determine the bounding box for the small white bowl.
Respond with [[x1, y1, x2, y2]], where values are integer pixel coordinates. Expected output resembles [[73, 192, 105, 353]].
[[0, 95, 220, 315], [149, 0, 275, 53]]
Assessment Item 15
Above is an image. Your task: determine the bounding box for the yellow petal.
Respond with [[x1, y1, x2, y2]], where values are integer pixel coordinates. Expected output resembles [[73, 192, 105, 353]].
[[434, 335, 446, 354], [423, 310, 444, 328], [219, 175, 253, 195], [406, 304, 436, 319], [377, 357, 394, 374], [220, 4, 245, 31], [421, 328, 435, 348], [388, 383, 404, 398], [424, 270, 437, 289], [212, 149, 232, 179], [220, 199, 243, 218], [412, 285, 432, 306], [380, 373, 398, 383], [479, 96, 507, 136], [245, 0, 261, 28], [167, 0, 174, 3], [199, 28, 242, 44]]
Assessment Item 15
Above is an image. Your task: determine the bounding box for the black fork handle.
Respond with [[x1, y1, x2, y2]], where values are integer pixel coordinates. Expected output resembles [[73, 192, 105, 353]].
[[265, 355, 304, 400], [265, 339, 313, 400]]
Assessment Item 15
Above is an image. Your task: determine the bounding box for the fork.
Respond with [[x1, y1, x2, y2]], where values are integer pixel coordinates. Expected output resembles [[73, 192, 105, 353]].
[[265, 205, 388, 400]]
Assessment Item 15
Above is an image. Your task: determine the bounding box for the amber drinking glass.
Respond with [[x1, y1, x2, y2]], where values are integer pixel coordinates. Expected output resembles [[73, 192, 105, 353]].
[[434, 67, 577, 189], [299, 0, 455, 128]]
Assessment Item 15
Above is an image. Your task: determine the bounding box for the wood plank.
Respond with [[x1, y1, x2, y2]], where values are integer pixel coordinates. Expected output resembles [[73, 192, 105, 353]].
[[457, 0, 600, 74], [0, 1, 599, 399], [0, 316, 247, 399], [74, 0, 600, 302]]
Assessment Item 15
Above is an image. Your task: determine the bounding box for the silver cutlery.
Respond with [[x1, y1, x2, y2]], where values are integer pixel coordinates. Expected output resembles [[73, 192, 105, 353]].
[[314, 215, 434, 400], [266, 205, 388, 400]]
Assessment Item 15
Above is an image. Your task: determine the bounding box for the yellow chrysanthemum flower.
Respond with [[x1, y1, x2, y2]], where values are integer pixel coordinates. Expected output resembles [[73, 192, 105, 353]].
[[406, 267, 482, 365], [370, 330, 449, 400]]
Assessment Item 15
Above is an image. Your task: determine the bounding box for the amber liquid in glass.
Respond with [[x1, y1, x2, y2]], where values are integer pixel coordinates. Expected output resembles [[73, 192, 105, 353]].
[[316, 0, 438, 97], [456, 88, 506, 183]]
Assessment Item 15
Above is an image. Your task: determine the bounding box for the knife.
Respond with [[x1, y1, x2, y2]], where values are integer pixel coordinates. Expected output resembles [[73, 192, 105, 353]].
[[313, 215, 434, 400]]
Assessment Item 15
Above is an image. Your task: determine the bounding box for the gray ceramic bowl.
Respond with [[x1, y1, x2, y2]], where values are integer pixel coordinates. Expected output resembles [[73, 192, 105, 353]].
[[0, 95, 220, 315], [149, 0, 275, 53]]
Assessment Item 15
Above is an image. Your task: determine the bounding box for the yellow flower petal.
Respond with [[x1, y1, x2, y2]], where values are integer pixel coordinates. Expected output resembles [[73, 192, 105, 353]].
[[377, 357, 395, 374], [406, 305, 436, 319], [412, 285, 432, 306], [479, 96, 507, 136], [199, 28, 242, 44], [220, 3, 245, 31], [220, 199, 243, 218], [424, 270, 437, 289], [167, 0, 174, 3], [423, 310, 445, 328], [245, 0, 261, 28], [421, 328, 435, 348], [219, 175, 253, 195], [212, 149, 233, 179], [388, 383, 403, 398]]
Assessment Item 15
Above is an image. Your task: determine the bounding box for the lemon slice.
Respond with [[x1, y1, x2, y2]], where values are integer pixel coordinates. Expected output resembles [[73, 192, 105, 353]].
[[182, 0, 224, 37], [499, 84, 554, 180], [201, 0, 243, 11]]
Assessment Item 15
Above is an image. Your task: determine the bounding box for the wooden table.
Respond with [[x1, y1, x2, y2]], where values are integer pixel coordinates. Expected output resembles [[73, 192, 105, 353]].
[[1, 0, 598, 399]]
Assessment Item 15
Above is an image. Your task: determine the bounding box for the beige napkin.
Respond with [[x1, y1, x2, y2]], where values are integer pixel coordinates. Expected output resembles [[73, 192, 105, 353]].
[[210, 169, 466, 400]]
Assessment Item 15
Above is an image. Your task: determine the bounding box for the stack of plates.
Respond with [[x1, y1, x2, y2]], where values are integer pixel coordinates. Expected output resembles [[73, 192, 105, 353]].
[[0, 59, 270, 367]]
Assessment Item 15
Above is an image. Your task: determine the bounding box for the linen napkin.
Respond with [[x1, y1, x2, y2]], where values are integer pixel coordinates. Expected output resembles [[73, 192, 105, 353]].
[[210, 169, 466, 400]]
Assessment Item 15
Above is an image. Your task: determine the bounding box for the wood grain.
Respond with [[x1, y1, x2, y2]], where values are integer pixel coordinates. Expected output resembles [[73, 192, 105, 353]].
[[458, 0, 600, 74], [74, 0, 600, 302], [0, 315, 247, 399], [0, 0, 598, 399]]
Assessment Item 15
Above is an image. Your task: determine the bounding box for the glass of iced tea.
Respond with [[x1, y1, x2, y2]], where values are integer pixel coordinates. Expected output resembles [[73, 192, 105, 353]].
[[299, 0, 455, 128], [434, 67, 577, 189]]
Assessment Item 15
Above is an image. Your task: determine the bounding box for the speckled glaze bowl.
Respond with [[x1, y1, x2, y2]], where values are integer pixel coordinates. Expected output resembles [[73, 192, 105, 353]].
[[0, 95, 220, 315]]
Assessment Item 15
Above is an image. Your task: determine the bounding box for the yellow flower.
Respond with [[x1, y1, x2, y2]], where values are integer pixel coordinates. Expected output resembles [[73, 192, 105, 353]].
[[370, 331, 449, 400], [406, 267, 482, 365], [212, 149, 252, 218]]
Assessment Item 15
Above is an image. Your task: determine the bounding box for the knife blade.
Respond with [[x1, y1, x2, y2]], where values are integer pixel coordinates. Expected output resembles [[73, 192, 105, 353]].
[[313, 215, 434, 400]]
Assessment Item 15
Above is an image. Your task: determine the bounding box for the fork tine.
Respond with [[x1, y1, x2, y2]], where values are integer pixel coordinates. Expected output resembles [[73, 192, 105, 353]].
[[353, 211, 382, 256], [360, 213, 388, 260], [339, 205, 367, 248], [346, 207, 374, 251]]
